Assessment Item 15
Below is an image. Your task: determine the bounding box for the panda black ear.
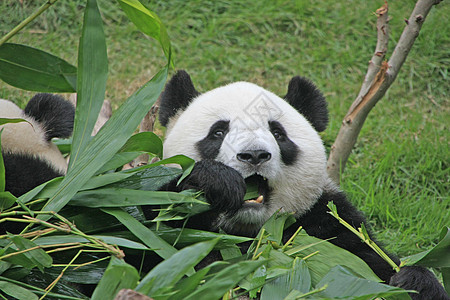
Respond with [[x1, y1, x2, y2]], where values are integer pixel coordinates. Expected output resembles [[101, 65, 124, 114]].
[[283, 76, 328, 132], [25, 93, 75, 141], [159, 70, 200, 127]]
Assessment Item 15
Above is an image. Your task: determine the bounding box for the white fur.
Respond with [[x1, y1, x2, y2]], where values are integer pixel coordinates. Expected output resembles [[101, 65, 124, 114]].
[[0, 99, 67, 173], [163, 82, 328, 233]]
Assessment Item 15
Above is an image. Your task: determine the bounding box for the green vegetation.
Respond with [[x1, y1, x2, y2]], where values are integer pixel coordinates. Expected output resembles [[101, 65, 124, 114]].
[[0, 0, 448, 298], [1, 0, 447, 256]]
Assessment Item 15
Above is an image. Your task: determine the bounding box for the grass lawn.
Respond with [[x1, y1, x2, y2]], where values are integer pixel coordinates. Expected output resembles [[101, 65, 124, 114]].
[[0, 0, 448, 257]]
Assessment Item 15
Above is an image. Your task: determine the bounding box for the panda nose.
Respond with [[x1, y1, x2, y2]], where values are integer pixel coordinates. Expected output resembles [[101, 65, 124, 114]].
[[237, 150, 272, 165]]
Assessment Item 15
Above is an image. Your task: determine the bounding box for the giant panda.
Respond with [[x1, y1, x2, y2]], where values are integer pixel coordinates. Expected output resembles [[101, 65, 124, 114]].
[[146, 70, 449, 300], [0, 93, 75, 198]]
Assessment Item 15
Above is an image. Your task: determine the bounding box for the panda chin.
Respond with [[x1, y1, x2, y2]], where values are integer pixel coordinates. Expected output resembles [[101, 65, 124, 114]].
[[243, 174, 270, 209]]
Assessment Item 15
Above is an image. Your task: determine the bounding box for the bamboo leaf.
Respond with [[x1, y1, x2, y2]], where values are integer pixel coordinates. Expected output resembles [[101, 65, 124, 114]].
[[69, 0, 108, 169], [185, 260, 266, 300], [260, 258, 311, 300], [135, 239, 218, 296], [0, 118, 28, 126], [102, 207, 178, 260], [402, 227, 450, 268], [39, 66, 168, 221], [288, 231, 380, 285], [0, 43, 76, 92], [117, 0, 172, 65], [0, 191, 17, 210], [70, 189, 203, 207], [91, 257, 139, 300], [0, 129, 4, 192], [7, 235, 52, 272], [34, 235, 149, 251], [0, 280, 38, 300], [316, 266, 411, 299], [119, 132, 163, 157], [96, 132, 163, 174], [168, 267, 212, 300]]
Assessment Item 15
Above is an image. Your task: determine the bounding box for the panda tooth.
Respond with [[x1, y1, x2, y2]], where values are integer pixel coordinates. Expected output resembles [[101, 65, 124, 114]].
[[255, 195, 264, 203]]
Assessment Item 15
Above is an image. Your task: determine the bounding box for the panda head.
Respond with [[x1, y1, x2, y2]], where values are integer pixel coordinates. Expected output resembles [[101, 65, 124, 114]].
[[160, 71, 333, 231], [0, 93, 75, 196]]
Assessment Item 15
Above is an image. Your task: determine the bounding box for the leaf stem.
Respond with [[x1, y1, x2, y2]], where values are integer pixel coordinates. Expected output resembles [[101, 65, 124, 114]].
[[0, 0, 60, 47], [327, 201, 400, 272]]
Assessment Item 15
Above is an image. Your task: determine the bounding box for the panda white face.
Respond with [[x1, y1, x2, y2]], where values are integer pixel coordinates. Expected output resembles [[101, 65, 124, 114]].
[[163, 81, 329, 232]]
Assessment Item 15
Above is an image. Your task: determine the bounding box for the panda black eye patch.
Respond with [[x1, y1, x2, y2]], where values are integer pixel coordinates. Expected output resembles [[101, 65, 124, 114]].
[[268, 121, 299, 166], [196, 120, 230, 159]]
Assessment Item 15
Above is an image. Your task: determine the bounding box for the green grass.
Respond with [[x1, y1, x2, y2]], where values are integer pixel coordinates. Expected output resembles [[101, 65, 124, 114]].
[[1, 0, 449, 257]]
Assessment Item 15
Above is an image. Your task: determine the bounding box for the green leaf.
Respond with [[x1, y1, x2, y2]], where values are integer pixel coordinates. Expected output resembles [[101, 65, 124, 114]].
[[79, 172, 134, 191], [146, 224, 252, 249], [69, 0, 108, 169], [7, 235, 52, 272], [119, 132, 163, 157], [239, 264, 267, 298], [185, 260, 267, 300], [287, 231, 380, 285], [95, 152, 143, 174], [0, 129, 4, 192], [0, 43, 76, 92], [0, 118, 28, 126], [117, 0, 172, 66], [0, 191, 17, 210], [102, 208, 178, 260], [317, 266, 411, 300], [39, 66, 168, 221], [95, 132, 163, 174], [53, 138, 72, 155], [0, 280, 38, 300], [70, 188, 203, 208], [34, 235, 149, 251], [442, 267, 450, 295], [95, 165, 182, 191], [168, 267, 212, 300], [135, 239, 218, 296], [260, 258, 311, 300], [91, 257, 139, 300], [402, 227, 450, 268]]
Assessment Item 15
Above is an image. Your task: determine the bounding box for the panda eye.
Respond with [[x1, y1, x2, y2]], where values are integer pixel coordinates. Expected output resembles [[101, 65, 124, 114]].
[[273, 130, 284, 140], [213, 130, 225, 138]]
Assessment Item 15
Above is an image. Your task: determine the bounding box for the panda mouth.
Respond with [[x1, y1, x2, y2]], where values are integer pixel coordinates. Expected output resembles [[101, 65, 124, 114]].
[[243, 174, 269, 206]]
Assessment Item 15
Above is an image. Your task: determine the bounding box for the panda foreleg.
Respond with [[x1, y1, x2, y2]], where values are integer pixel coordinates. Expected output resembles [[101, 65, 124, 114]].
[[290, 191, 449, 299], [143, 159, 246, 231], [390, 266, 450, 300]]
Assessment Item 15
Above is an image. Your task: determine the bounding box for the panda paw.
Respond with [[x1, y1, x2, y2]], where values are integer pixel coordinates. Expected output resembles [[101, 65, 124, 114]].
[[389, 266, 450, 300], [178, 159, 246, 213]]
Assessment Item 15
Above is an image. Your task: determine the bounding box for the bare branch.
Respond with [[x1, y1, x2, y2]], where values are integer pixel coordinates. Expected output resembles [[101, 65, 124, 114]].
[[326, 0, 441, 183], [128, 99, 160, 168]]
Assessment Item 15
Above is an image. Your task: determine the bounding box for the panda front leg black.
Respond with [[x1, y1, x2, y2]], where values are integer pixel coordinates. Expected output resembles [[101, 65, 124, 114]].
[[290, 190, 449, 300], [143, 159, 247, 231]]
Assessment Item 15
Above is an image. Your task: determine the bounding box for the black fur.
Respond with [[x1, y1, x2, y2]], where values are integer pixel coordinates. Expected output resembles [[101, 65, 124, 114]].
[[157, 160, 246, 214], [390, 266, 450, 300], [158, 166, 448, 299], [196, 120, 230, 160], [159, 70, 200, 126], [288, 190, 399, 282], [24, 93, 75, 141], [268, 120, 299, 165], [154, 71, 448, 299], [283, 76, 328, 132], [3, 153, 63, 198]]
